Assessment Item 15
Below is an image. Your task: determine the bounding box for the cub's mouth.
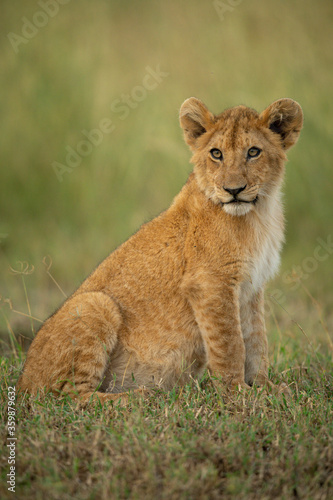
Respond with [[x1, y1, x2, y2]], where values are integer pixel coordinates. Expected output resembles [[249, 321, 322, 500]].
[[220, 196, 258, 216], [222, 196, 258, 206]]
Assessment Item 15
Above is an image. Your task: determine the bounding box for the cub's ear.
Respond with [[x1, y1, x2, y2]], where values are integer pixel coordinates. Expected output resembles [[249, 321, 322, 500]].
[[260, 98, 303, 150], [179, 97, 214, 150]]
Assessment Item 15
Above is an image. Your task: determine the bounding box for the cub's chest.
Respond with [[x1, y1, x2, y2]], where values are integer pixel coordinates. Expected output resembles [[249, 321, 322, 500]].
[[249, 235, 282, 293], [243, 216, 284, 297]]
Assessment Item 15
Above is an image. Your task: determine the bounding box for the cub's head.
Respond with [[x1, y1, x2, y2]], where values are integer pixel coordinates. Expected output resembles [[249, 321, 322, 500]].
[[180, 97, 303, 216]]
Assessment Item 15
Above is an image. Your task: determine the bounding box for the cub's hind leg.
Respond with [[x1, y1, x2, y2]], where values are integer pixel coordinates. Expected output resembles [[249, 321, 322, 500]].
[[17, 291, 123, 401]]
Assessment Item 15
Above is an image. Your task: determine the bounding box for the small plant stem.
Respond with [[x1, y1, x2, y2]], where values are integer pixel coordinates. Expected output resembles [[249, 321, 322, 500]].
[[22, 275, 34, 335]]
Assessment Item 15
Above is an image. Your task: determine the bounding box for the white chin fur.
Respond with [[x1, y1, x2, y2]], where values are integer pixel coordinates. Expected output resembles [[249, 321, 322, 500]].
[[223, 202, 253, 216]]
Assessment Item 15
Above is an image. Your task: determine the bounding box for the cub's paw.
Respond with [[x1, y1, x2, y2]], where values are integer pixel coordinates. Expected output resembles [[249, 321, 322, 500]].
[[230, 381, 251, 392], [212, 376, 250, 394], [251, 378, 292, 398]]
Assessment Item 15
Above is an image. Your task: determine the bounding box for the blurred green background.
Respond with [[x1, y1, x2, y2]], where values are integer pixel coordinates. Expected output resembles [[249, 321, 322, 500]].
[[0, 0, 332, 343]]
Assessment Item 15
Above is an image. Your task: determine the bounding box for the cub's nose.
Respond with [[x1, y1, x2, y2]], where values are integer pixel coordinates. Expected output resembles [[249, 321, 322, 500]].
[[223, 185, 247, 196]]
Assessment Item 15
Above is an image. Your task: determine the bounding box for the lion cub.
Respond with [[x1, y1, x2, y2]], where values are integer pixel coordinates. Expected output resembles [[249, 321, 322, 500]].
[[17, 97, 303, 402]]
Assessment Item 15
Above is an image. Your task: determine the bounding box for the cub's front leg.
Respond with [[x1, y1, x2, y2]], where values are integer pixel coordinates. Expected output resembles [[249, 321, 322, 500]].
[[241, 289, 290, 395], [183, 273, 247, 390], [240, 289, 269, 386]]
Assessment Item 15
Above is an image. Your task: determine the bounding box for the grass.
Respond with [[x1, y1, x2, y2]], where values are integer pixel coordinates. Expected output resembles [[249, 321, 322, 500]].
[[1, 0, 333, 498], [0, 275, 332, 499], [1, 346, 332, 499]]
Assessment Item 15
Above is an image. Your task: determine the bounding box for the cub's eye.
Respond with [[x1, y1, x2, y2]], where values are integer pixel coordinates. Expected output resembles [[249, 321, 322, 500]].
[[247, 147, 261, 159], [210, 148, 223, 160]]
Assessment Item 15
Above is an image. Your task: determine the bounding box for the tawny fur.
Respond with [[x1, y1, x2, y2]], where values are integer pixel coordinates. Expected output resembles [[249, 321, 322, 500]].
[[17, 97, 303, 402]]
